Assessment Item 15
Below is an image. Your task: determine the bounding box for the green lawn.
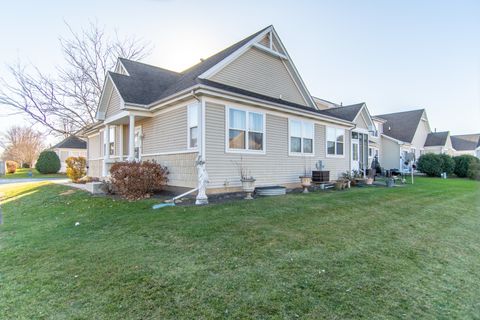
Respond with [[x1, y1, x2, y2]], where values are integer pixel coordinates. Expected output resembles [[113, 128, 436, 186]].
[[1, 168, 66, 179], [0, 178, 479, 319]]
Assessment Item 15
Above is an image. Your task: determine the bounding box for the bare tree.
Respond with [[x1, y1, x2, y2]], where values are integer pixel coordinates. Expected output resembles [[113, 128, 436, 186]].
[[1, 126, 44, 166], [0, 22, 152, 135]]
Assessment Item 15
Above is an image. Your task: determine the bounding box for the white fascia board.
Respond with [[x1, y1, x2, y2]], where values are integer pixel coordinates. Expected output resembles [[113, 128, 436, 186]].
[[195, 87, 354, 128], [198, 28, 271, 79], [95, 73, 126, 120]]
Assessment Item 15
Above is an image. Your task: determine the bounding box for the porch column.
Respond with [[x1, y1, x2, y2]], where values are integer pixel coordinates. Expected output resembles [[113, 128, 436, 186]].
[[128, 114, 135, 161], [103, 124, 110, 177]]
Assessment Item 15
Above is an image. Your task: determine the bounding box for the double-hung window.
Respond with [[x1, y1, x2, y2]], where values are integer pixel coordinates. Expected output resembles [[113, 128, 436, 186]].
[[289, 119, 314, 155], [188, 104, 199, 149], [327, 127, 344, 156], [103, 127, 116, 156], [227, 107, 265, 152]]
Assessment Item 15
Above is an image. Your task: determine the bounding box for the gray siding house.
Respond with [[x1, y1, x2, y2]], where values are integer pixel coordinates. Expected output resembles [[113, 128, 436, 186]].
[[84, 26, 359, 201]]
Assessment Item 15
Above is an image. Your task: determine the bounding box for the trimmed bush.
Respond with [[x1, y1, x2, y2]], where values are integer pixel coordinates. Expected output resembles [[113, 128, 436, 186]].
[[6, 161, 18, 174], [109, 161, 169, 200], [35, 150, 61, 174], [65, 156, 87, 182], [453, 155, 479, 178], [417, 153, 443, 177], [467, 159, 480, 180], [439, 154, 455, 175]]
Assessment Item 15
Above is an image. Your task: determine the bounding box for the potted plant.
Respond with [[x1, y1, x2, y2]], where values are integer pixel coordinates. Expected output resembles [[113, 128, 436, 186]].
[[234, 157, 256, 200], [299, 156, 312, 193]]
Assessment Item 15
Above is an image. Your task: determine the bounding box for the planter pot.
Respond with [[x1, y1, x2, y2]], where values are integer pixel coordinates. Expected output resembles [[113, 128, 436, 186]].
[[241, 178, 256, 200], [385, 178, 395, 188], [366, 178, 374, 185], [299, 176, 312, 193], [335, 181, 345, 191]]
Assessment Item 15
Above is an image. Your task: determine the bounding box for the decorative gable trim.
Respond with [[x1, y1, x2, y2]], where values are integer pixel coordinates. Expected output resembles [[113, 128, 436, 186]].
[[95, 73, 126, 121], [198, 26, 317, 109]]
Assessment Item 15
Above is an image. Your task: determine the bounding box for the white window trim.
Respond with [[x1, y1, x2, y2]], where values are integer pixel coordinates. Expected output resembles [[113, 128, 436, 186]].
[[225, 106, 266, 155], [288, 118, 315, 157], [187, 103, 199, 151], [109, 126, 116, 156], [326, 127, 346, 158]]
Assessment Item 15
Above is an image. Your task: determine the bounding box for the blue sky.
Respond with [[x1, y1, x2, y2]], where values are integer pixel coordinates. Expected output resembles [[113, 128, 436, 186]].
[[0, 0, 479, 146]]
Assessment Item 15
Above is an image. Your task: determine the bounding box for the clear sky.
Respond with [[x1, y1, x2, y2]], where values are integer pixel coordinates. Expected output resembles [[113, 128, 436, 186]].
[[0, 0, 479, 148]]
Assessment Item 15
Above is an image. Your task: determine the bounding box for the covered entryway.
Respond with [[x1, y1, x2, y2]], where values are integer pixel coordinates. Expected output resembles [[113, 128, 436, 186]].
[[351, 131, 369, 175]]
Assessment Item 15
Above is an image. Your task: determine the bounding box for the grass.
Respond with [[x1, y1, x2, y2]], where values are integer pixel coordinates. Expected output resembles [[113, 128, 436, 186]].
[[1, 168, 66, 179], [0, 178, 479, 319]]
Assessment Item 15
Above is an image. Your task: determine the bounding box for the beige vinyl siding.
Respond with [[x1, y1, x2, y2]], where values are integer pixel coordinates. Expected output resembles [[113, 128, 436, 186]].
[[139, 106, 188, 154], [204, 102, 350, 190], [115, 125, 123, 157], [88, 134, 101, 159], [210, 47, 307, 106], [380, 137, 401, 170], [141, 152, 197, 188], [410, 113, 430, 160], [88, 159, 102, 178], [354, 109, 370, 130], [105, 89, 122, 118]]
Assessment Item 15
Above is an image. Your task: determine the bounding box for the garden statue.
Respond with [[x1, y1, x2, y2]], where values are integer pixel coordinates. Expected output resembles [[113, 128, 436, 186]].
[[195, 155, 209, 205]]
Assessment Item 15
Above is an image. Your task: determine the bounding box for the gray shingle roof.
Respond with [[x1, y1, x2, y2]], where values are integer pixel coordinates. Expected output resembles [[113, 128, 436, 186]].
[[375, 109, 425, 143], [424, 131, 449, 147], [110, 26, 271, 106], [315, 103, 365, 122], [450, 134, 480, 151], [52, 136, 87, 149]]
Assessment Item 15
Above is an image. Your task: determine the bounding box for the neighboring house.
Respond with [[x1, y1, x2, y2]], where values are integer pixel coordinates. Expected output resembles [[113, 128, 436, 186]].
[[424, 131, 454, 155], [313, 98, 378, 174], [84, 26, 357, 200], [451, 134, 480, 158], [374, 109, 431, 170], [52, 136, 87, 172]]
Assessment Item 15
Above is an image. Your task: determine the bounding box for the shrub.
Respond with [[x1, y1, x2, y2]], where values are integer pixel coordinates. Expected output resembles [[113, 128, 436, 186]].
[[417, 153, 443, 177], [439, 154, 455, 175], [467, 159, 480, 180], [35, 150, 61, 174], [6, 161, 18, 174], [109, 161, 169, 200], [65, 156, 87, 182], [453, 155, 479, 178], [22, 163, 31, 169]]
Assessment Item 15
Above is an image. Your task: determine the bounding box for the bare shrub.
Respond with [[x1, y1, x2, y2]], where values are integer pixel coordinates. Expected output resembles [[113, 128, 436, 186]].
[[109, 161, 169, 200]]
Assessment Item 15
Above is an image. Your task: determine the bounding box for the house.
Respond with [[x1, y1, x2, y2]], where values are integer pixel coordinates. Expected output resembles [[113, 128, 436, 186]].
[[84, 26, 357, 203], [313, 98, 378, 174], [451, 134, 480, 158], [423, 131, 454, 155], [52, 135, 87, 172], [374, 109, 431, 170]]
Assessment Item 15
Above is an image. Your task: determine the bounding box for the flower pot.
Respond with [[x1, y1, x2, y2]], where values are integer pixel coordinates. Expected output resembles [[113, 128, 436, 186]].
[[334, 181, 344, 190], [385, 178, 395, 188], [241, 178, 256, 199], [299, 176, 312, 193], [366, 178, 374, 185]]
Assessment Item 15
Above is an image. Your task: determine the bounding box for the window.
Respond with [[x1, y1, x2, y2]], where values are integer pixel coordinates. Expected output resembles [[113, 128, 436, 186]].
[[103, 127, 116, 156], [227, 107, 264, 152], [109, 126, 115, 156], [188, 104, 199, 149], [368, 147, 373, 157], [289, 119, 314, 155], [327, 127, 345, 156]]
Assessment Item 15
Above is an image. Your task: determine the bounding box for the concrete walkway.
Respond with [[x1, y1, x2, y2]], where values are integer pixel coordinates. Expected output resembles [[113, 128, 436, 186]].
[[0, 178, 69, 185]]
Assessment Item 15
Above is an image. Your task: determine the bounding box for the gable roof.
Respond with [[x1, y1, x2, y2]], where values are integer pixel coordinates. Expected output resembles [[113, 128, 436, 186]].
[[375, 109, 426, 143], [424, 131, 449, 147], [109, 26, 270, 106], [316, 103, 365, 122], [450, 134, 480, 151], [52, 136, 87, 149]]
